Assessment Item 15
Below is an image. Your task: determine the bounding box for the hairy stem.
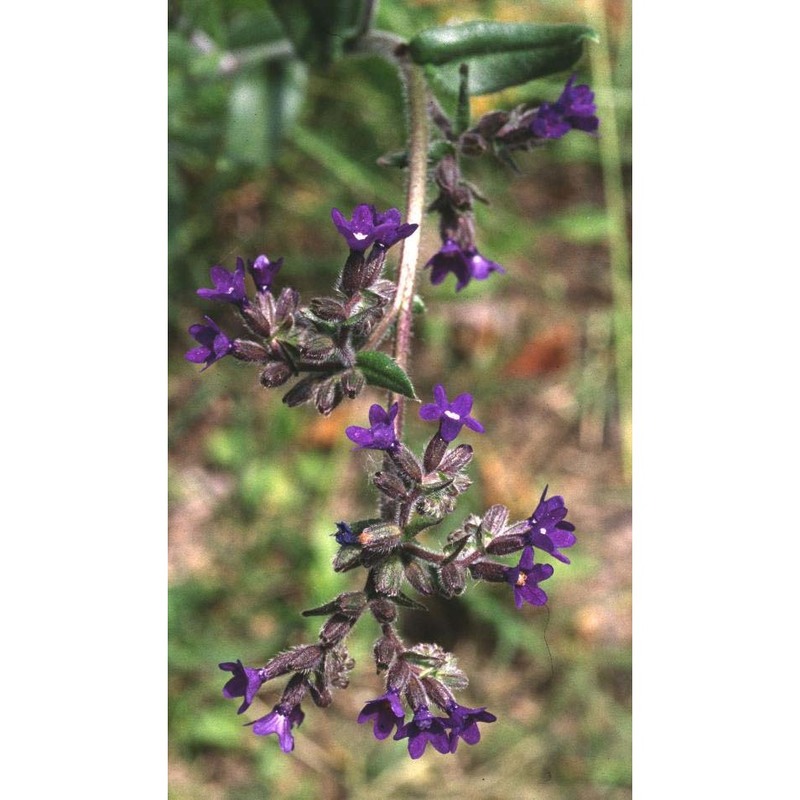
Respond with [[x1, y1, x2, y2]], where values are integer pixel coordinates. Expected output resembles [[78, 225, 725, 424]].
[[390, 59, 429, 435]]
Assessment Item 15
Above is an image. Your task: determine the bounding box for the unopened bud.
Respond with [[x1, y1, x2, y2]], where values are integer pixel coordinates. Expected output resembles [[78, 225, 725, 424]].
[[404, 559, 434, 596], [480, 504, 510, 538], [439, 444, 474, 474], [372, 557, 404, 596], [374, 635, 398, 670], [260, 360, 293, 388], [341, 368, 365, 399], [388, 444, 423, 483], [423, 434, 448, 472], [315, 378, 344, 416], [438, 561, 467, 597], [369, 598, 397, 624], [319, 614, 355, 646], [469, 560, 508, 583], [373, 471, 409, 501], [359, 523, 402, 555], [232, 339, 270, 362], [485, 532, 528, 556]]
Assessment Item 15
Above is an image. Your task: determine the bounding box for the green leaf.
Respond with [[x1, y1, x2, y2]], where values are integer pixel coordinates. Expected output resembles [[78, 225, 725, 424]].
[[408, 21, 597, 96], [356, 351, 417, 399]]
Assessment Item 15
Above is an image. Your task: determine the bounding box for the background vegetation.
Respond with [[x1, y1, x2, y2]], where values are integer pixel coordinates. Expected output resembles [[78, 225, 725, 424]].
[[168, 0, 631, 797]]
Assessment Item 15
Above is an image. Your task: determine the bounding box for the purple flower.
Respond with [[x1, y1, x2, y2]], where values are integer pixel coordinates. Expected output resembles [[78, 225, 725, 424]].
[[424, 239, 504, 292], [357, 689, 405, 740], [331, 204, 418, 252], [249, 254, 284, 293], [419, 384, 485, 443], [185, 316, 234, 370], [249, 704, 305, 752], [345, 403, 399, 451], [526, 486, 577, 564], [504, 546, 554, 608], [531, 74, 599, 140], [334, 521, 359, 546], [393, 706, 451, 759], [443, 701, 497, 752], [197, 258, 248, 307], [219, 660, 266, 714]]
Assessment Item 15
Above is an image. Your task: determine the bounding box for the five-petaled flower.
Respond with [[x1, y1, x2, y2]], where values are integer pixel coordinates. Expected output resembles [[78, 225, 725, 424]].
[[345, 402, 400, 451], [219, 660, 266, 714], [443, 701, 497, 752], [357, 689, 405, 740], [531, 74, 600, 140], [393, 706, 451, 759], [419, 384, 485, 443], [185, 316, 234, 370], [526, 486, 577, 563], [248, 704, 305, 752], [504, 546, 554, 608], [423, 239, 505, 292], [196, 258, 248, 307], [248, 253, 284, 293], [331, 204, 418, 252]]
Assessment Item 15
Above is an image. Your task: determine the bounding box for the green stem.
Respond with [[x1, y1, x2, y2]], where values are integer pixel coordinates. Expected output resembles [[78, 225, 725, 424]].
[[585, 0, 631, 480]]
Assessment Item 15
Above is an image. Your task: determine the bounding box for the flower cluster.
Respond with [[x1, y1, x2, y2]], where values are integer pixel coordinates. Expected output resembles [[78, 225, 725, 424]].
[[218, 385, 575, 757], [202, 48, 594, 765], [184, 204, 417, 415]]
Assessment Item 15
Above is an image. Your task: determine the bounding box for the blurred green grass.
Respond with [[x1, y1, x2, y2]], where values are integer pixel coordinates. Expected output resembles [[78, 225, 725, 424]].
[[169, 1, 631, 797]]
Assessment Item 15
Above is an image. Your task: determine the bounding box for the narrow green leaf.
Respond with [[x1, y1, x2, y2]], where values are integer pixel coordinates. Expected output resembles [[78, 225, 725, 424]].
[[408, 21, 597, 96], [409, 21, 598, 66], [356, 351, 417, 399]]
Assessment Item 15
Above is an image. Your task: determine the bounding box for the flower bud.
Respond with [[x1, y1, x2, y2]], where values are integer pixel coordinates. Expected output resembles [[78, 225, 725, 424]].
[[373, 635, 399, 670], [372, 557, 404, 596], [359, 523, 403, 555], [309, 297, 346, 321], [315, 378, 344, 416], [372, 470, 409, 501], [485, 532, 528, 555], [369, 598, 397, 624], [332, 546, 362, 573], [469, 560, 507, 583], [319, 613, 355, 646], [232, 339, 271, 362], [260, 360, 293, 388], [480, 504, 510, 538], [275, 287, 299, 327], [438, 561, 466, 597], [439, 443, 473, 474], [388, 443, 423, 483], [242, 292, 276, 337], [423, 433, 448, 472], [341, 369, 365, 399], [403, 559, 435, 596], [339, 249, 367, 295]]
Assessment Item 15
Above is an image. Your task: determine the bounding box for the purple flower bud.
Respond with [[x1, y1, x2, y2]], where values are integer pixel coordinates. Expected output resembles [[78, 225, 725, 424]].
[[357, 689, 405, 740], [185, 316, 234, 370], [503, 546, 554, 608], [248, 254, 284, 293], [249, 704, 305, 752], [331, 204, 418, 252], [197, 258, 248, 307], [393, 706, 452, 759], [345, 402, 400, 451], [219, 659, 266, 714], [419, 384, 485, 443], [525, 486, 577, 564], [530, 74, 600, 140]]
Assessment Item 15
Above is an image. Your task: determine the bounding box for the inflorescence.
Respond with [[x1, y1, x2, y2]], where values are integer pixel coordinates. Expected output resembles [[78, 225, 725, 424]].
[[187, 73, 595, 759]]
